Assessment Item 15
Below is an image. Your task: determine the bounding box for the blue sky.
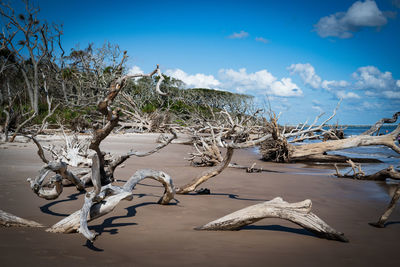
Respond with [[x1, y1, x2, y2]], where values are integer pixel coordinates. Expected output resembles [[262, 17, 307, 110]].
[[12, 0, 400, 124]]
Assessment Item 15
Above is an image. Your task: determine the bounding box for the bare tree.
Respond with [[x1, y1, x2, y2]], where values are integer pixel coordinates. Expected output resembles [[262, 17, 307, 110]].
[[0, 0, 62, 114]]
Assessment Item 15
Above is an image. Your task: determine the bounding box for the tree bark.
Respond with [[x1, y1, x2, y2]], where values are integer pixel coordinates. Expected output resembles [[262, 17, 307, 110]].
[[196, 197, 348, 242]]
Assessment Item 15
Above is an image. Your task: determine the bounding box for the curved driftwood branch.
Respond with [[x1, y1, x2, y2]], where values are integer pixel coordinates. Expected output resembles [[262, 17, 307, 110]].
[[362, 111, 400, 136], [28, 135, 49, 163], [370, 184, 400, 228], [9, 111, 37, 142], [196, 197, 348, 242], [176, 147, 234, 194], [108, 129, 178, 173], [47, 169, 175, 241], [0, 209, 43, 227], [334, 162, 400, 181]]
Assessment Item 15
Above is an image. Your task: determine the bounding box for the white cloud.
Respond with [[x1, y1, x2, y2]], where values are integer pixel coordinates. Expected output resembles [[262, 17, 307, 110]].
[[128, 65, 144, 75], [165, 69, 220, 89], [218, 68, 302, 97], [314, 0, 389, 38], [365, 90, 378, 96], [312, 105, 324, 113], [356, 101, 382, 111], [228, 30, 249, 39], [288, 63, 350, 96], [352, 66, 399, 91], [255, 37, 269, 43], [288, 63, 322, 89], [336, 90, 361, 99], [321, 80, 350, 91], [383, 90, 400, 98]]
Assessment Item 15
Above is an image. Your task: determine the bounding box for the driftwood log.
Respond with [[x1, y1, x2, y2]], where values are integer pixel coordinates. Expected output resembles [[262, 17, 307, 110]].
[[0, 210, 43, 227], [196, 197, 348, 242], [334, 161, 400, 228]]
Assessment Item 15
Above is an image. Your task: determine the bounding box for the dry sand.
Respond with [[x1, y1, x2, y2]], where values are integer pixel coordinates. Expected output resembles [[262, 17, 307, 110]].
[[0, 133, 399, 266]]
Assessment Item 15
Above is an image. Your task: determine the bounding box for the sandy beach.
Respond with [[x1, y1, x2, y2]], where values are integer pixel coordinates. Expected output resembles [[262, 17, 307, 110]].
[[0, 133, 399, 266]]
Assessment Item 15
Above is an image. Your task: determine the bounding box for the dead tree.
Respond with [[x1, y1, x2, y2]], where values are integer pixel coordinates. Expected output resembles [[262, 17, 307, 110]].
[[334, 160, 400, 227], [27, 61, 174, 200], [196, 197, 348, 242], [260, 107, 400, 163]]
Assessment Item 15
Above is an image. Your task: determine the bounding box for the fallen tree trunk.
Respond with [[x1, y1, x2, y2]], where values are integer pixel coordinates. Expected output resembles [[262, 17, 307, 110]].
[[289, 126, 400, 161], [0, 210, 43, 227], [196, 197, 348, 242]]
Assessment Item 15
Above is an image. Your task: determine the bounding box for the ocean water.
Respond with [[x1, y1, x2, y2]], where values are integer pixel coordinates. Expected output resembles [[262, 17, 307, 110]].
[[326, 125, 400, 175]]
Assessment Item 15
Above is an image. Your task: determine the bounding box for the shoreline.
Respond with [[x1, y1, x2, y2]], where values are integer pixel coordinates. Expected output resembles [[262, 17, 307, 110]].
[[0, 133, 399, 266]]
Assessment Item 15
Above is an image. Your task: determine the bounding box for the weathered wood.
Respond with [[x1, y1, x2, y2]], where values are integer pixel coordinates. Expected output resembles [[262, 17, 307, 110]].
[[176, 147, 234, 194], [0, 209, 43, 227], [196, 197, 348, 242], [289, 125, 400, 160], [370, 184, 400, 228], [334, 163, 400, 181], [9, 111, 37, 142], [362, 111, 400, 136], [47, 169, 175, 241]]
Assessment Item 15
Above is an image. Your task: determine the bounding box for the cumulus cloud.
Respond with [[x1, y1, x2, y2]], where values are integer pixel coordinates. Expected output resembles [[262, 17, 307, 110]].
[[228, 30, 249, 39], [128, 65, 144, 75], [336, 90, 361, 99], [165, 69, 220, 89], [314, 0, 389, 38], [383, 90, 400, 98], [355, 101, 382, 111], [218, 68, 302, 97], [255, 37, 269, 43], [352, 66, 400, 93], [321, 80, 350, 91], [288, 63, 322, 89]]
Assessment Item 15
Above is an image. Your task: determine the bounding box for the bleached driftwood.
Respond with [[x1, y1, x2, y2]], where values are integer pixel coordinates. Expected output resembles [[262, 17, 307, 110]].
[[196, 197, 348, 242], [370, 184, 400, 228], [0, 210, 43, 227], [334, 161, 400, 181], [47, 165, 175, 242], [176, 147, 234, 194], [362, 111, 400, 136], [333, 161, 400, 228]]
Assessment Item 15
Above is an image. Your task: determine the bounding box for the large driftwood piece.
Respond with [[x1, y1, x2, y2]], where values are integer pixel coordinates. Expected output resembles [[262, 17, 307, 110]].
[[0, 210, 43, 227], [47, 168, 175, 241], [289, 125, 400, 161], [196, 197, 348, 242]]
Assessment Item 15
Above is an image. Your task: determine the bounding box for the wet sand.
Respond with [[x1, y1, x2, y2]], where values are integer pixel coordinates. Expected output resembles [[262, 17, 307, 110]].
[[0, 133, 399, 266]]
